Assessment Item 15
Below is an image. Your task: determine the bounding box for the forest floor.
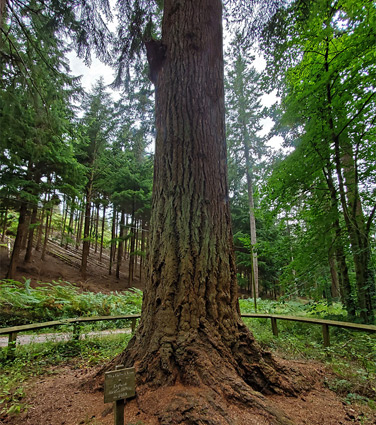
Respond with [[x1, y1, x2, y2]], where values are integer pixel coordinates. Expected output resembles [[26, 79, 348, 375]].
[[0, 240, 146, 293], [1, 243, 375, 424], [1, 358, 375, 425]]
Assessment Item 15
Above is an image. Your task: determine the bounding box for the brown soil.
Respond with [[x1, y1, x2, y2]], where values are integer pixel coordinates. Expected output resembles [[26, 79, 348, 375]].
[[0, 242, 146, 293], [1, 360, 375, 425]]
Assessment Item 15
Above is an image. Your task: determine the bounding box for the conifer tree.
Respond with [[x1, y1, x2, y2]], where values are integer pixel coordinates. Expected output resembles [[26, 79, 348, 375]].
[[226, 35, 266, 298], [77, 78, 114, 279]]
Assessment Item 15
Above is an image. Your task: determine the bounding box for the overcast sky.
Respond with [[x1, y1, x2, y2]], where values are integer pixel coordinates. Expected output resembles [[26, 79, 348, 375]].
[[67, 49, 282, 150]]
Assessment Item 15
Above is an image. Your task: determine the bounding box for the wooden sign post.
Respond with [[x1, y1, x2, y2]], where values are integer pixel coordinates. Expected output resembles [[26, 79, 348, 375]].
[[104, 365, 135, 425]]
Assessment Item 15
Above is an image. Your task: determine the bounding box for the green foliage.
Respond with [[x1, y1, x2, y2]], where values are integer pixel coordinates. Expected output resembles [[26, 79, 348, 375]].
[[239, 297, 348, 320], [240, 299, 376, 406], [260, 0, 376, 321], [0, 279, 142, 326]]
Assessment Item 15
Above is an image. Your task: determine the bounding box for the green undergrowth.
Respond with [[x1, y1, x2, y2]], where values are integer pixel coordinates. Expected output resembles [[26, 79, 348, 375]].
[[1, 282, 375, 416], [240, 296, 375, 409], [0, 279, 142, 328], [0, 333, 130, 419], [242, 314, 376, 410], [239, 297, 349, 321]]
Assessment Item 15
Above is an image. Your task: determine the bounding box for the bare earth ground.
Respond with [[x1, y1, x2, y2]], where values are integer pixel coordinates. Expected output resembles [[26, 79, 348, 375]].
[[1, 360, 375, 425], [1, 247, 375, 424], [0, 244, 146, 293]]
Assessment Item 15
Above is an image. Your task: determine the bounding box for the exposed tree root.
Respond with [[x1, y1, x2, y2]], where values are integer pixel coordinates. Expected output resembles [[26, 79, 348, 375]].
[[88, 317, 307, 424]]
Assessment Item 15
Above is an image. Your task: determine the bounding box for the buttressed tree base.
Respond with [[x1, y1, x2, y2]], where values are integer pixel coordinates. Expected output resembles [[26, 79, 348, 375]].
[[110, 1, 302, 423]]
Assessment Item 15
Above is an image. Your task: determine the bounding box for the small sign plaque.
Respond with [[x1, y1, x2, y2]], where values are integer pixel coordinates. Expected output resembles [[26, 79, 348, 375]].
[[104, 366, 135, 403]]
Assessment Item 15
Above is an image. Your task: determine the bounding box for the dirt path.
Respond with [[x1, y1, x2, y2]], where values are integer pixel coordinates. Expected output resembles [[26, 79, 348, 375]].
[[0, 328, 131, 348]]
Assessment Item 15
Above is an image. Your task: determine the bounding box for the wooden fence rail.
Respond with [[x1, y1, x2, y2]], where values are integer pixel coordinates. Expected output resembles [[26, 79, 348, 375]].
[[1, 313, 375, 360]]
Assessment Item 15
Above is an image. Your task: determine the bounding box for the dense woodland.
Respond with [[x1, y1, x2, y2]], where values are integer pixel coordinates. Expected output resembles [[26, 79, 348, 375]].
[[1, 0, 376, 423], [1, 0, 375, 323]]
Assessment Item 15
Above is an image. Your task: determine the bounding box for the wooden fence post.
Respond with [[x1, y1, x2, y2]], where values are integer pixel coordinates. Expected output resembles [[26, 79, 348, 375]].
[[322, 324, 330, 347], [7, 332, 17, 360], [271, 317, 279, 337], [73, 323, 81, 341], [131, 319, 136, 334]]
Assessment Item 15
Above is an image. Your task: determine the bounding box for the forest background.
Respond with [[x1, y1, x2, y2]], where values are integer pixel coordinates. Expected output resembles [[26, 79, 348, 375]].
[[0, 0, 375, 325]]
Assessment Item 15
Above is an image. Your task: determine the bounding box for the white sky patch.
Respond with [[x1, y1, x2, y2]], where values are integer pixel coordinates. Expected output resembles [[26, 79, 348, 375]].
[[261, 90, 279, 107], [67, 52, 121, 100]]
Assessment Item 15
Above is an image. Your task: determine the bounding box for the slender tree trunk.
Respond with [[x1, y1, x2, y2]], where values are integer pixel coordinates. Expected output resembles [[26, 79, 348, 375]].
[[1, 202, 8, 241], [21, 210, 31, 251], [94, 203, 100, 253], [65, 203, 75, 250], [60, 195, 68, 246], [113, 211, 118, 262], [76, 207, 84, 251], [328, 254, 340, 298], [81, 190, 92, 280], [109, 207, 116, 276], [139, 223, 144, 279], [243, 119, 259, 299], [245, 154, 258, 298], [99, 205, 106, 262], [6, 202, 28, 279], [24, 203, 38, 263], [35, 207, 45, 252], [41, 208, 52, 261], [89, 203, 95, 241], [116, 210, 125, 279], [128, 212, 136, 286], [112, 3, 296, 423], [123, 215, 129, 259], [36, 193, 48, 252]]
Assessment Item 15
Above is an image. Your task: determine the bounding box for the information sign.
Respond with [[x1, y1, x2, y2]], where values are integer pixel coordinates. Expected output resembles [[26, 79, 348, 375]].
[[104, 366, 135, 403]]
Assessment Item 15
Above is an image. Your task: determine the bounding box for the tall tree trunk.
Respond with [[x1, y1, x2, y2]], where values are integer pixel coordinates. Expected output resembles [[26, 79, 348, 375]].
[[35, 206, 45, 252], [60, 195, 67, 246], [328, 253, 340, 298], [41, 207, 52, 261], [6, 202, 28, 279], [323, 167, 355, 317], [244, 143, 259, 298], [65, 202, 75, 250], [99, 205, 106, 262], [113, 2, 296, 423], [116, 210, 125, 280], [24, 203, 38, 263], [139, 223, 144, 279], [76, 206, 84, 251], [21, 210, 31, 251], [113, 211, 118, 262], [324, 40, 374, 323], [1, 202, 8, 241], [128, 214, 135, 286], [339, 147, 375, 322], [36, 192, 48, 252], [81, 190, 92, 280], [123, 215, 129, 259], [94, 203, 100, 253], [109, 207, 116, 276]]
